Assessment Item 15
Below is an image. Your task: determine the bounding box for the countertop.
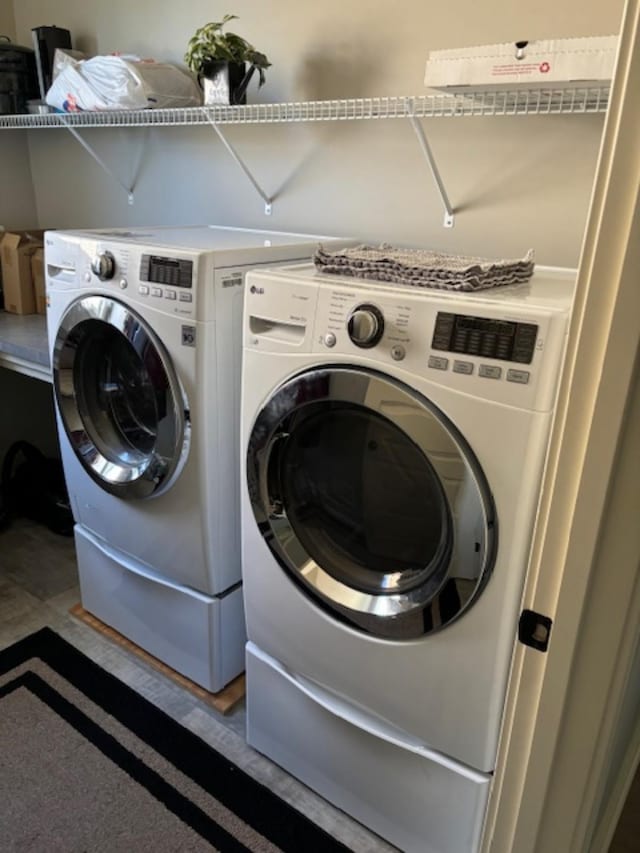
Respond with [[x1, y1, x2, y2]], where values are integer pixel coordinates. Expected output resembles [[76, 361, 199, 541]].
[[0, 311, 51, 381]]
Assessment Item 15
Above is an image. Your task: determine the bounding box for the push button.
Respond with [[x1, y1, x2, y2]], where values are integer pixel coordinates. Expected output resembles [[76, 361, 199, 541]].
[[391, 344, 406, 361], [151, 287, 162, 297], [507, 369, 530, 384], [179, 292, 193, 303], [138, 285, 149, 295], [479, 365, 502, 380], [428, 355, 449, 371], [165, 290, 177, 301], [453, 360, 473, 375]]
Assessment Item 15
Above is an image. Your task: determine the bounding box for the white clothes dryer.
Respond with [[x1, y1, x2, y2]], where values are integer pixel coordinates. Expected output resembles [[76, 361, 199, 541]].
[[240, 262, 576, 852], [46, 226, 352, 691]]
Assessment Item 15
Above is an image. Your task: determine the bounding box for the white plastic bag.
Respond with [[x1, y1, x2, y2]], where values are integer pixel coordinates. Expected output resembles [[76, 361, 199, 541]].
[[51, 47, 88, 80], [45, 54, 202, 112]]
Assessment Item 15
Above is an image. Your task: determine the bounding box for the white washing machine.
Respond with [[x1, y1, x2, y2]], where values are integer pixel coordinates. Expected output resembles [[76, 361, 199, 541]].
[[45, 226, 353, 692], [240, 262, 576, 852]]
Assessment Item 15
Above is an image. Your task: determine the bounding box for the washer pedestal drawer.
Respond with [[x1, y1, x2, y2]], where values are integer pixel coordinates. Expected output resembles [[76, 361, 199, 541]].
[[246, 642, 491, 853], [74, 524, 246, 693]]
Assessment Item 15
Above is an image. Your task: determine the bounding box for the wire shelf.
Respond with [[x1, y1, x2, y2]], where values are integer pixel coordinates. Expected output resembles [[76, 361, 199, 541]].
[[0, 88, 610, 130]]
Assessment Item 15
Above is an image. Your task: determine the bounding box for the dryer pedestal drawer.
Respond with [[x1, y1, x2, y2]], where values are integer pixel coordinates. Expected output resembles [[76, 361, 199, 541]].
[[246, 642, 491, 853], [75, 525, 246, 692]]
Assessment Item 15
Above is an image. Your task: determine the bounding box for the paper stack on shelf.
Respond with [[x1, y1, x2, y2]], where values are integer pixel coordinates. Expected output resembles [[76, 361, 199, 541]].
[[424, 35, 619, 92]]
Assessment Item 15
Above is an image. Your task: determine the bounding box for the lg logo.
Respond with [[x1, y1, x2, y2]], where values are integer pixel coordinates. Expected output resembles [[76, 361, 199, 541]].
[[250, 285, 265, 295]]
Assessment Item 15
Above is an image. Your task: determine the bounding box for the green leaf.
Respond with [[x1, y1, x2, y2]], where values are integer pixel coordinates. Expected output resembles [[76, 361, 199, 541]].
[[184, 14, 270, 81]]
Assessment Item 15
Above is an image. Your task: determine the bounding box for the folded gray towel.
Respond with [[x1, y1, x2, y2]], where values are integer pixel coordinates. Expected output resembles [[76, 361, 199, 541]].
[[314, 244, 535, 292]]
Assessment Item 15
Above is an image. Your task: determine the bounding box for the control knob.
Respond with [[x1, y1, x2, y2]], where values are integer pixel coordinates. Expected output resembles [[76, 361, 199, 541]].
[[347, 303, 384, 348], [91, 251, 116, 281]]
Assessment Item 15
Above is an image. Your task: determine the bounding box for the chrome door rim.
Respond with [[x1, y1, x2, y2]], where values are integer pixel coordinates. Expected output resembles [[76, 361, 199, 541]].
[[247, 365, 497, 638], [53, 295, 190, 499]]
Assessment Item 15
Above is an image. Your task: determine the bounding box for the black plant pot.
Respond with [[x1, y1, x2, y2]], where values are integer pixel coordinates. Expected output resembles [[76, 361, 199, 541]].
[[200, 60, 257, 106]]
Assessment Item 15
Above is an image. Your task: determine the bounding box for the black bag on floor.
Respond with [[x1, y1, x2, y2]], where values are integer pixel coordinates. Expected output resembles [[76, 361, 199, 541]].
[[0, 441, 73, 536]]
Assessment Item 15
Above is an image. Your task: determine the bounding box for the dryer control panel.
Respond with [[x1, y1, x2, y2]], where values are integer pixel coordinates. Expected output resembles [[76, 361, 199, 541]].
[[431, 312, 539, 364], [242, 263, 574, 413], [310, 283, 571, 412]]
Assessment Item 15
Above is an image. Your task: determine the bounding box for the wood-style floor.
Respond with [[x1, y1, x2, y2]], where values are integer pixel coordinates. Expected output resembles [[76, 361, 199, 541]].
[[1, 516, 636, 853], [0, 517, 396, 853]]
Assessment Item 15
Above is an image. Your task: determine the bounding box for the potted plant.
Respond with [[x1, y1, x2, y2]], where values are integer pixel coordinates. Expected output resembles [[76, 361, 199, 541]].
[[184, 14, 271, 106]]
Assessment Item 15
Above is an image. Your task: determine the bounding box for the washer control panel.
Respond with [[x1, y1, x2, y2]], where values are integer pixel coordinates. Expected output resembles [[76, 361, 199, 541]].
[[136, 254, 195, 309], [79, 242, 197, 317], [140, 254, 193, 289]]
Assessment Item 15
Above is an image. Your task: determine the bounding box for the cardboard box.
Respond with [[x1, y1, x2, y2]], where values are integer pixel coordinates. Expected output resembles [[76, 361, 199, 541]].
[[0, 229, 45, 314], [424, 35, 619, 91], [31, 248, 46, 315]]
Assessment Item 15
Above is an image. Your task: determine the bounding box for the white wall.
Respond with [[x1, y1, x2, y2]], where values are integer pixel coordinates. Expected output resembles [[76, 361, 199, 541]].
[[10, 1, 625, 266]]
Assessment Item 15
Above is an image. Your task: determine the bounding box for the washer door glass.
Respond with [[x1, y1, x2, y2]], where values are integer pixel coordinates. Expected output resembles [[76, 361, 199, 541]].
[[53, 295, 190, 499], [247, 367, 497, 639]]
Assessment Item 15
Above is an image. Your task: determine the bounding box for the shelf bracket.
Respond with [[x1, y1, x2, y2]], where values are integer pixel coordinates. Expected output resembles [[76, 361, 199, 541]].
[[56, 115, 137, 204], [407, 114, 454, 228], [203, 112, 273, 215]]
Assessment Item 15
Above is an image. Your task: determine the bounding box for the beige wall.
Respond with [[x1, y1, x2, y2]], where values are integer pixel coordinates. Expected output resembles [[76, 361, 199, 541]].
[[9, 1, 626, 266], [0, 132, 38, 228], [0, 5, 35, 229], [0, 3, 15, 40]]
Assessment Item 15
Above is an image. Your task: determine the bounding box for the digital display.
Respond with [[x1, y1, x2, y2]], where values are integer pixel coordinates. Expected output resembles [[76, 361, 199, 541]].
[[457, 317, 515, 336], [140, 254, 193, 288], [432, 312, 538, 364]]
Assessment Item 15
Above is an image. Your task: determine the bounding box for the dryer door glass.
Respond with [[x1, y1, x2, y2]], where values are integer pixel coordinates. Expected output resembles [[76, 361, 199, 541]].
[[247, 366, 496, 639], [280, 404, 451, 595], [53, 295, 190, 499]]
